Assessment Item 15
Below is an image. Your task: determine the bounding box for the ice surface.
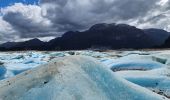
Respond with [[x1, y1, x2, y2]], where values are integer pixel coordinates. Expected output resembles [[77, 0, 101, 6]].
[[0, 52, 49, 79], [0, 56, 167, 100], [0, 50, 170, 99]]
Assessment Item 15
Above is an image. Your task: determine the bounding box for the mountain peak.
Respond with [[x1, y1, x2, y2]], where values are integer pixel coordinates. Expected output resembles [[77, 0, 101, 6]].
[[27, 38, 42, 42], [89, 23, 116, 31]]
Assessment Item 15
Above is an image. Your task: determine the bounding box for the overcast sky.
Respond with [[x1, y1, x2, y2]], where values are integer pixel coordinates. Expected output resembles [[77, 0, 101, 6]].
[[0, 0, 170, 43]]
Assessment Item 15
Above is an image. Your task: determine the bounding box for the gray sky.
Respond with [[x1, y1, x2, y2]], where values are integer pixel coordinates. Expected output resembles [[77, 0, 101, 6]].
[[0, 0, 170, 43]]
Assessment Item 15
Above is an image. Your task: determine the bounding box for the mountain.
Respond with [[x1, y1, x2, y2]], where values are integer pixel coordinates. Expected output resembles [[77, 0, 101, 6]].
[[1, 23, 170, 51], [0, 38, 45, 50], [159, 36, 170, 48], [48, 23, 154, 50], [0, 47, 6, 51], [0, 42, 19, 49], [143, 28, 170, 46]]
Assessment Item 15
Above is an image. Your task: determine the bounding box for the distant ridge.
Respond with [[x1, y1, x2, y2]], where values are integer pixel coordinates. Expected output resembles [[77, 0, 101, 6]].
[[0, 38, 45, 51], [159, 36, 170, 48], [0, 23, 170, 51], [143, 29, 170, 46]]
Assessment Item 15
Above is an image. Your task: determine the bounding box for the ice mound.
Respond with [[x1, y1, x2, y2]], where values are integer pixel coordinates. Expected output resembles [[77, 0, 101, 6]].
[[0, 56, 167, 100], [102, 54, 165, 71], [110, 60, 164, 71], [115, 67, 170, 98]]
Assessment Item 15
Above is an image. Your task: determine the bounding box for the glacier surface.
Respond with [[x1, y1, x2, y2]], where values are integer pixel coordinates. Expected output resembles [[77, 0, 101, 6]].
[[0, 50, 170, 99], [0, 56, 167, 100]]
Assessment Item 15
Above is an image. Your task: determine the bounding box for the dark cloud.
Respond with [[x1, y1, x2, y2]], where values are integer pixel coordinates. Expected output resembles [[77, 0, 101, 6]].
[[0, 17, 17, 43], [129, 0, 170, 30], [1, 3, 58, 39], [3, 12, 54, 38], [111, 0, 159, 19], [40, 0, 160, 31]]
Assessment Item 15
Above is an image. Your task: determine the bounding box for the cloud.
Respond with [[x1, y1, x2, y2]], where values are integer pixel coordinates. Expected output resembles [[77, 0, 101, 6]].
[[40, 0, 170, 32], [0, 17, 18, 43], [1, 3, 58, 39], [40, 0, 160, 31], [127, 0, 170, 30]]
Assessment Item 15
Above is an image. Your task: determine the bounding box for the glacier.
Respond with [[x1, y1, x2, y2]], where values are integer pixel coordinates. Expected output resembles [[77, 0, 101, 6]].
[[0, 56, 167, 100], [0, 50, 170, 99]]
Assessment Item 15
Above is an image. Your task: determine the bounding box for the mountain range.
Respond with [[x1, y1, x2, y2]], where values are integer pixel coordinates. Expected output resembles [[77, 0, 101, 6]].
[[0, 23, 170, 51]]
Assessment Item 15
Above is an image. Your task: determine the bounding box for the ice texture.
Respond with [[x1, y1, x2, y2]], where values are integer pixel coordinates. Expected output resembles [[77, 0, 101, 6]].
[[0, 56, 167, 100], [0, 50, 170, 99]]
